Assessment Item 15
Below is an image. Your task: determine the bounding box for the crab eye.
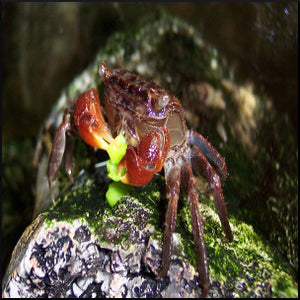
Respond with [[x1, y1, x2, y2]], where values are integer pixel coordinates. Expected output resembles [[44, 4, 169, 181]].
[[156, 93, 170, 110]]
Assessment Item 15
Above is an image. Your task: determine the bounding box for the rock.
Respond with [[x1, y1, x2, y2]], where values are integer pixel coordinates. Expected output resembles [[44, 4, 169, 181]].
[[2, 180, 202, 298], [2, 176, 297, 297]]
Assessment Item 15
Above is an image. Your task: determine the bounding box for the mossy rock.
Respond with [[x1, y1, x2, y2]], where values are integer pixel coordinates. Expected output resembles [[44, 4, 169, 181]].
[[2, 176, 297, 297]]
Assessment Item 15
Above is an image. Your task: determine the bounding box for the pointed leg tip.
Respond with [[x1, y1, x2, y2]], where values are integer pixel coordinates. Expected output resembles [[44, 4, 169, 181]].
[[200, 284, 209, 298], [48, 182, 56, 205], [156, 264, 168, 281], [50, 192, 56, 206], [227, 230, 234, 243]]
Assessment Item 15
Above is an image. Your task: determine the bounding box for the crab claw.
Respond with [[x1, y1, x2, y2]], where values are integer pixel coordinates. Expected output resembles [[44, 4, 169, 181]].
[[117, 129, 170, 186], [74, 88, 114, 150], [117, 146, 157, 186]]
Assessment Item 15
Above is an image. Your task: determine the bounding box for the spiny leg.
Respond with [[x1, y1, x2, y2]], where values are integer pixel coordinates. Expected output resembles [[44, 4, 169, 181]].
[[191, 146, 233, 242], [181, 162, 209, 298], [157, 166, 180, 280], [188, 130, 227, 182]]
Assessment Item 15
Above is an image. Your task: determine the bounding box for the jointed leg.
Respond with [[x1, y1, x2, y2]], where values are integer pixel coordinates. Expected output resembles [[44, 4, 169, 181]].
[[181, 163, 209, 298], [191, 146, 233, 242], [188, 130, 227, 182], [157, 166, 180, 280], [47, 108, 75, 203]]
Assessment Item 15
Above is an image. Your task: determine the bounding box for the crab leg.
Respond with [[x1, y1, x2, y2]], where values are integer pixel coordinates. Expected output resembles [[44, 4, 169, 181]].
[[191, 145, 233, 242], [118, 128, 170, 186], [47, 108, 74, 203], [188, 130, 227, 182], [64, 133, 75, 181], [157, 166, 180, 280], [181, 162, 209, 298]]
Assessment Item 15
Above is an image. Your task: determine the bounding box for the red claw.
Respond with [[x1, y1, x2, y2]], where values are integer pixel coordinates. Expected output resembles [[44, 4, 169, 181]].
[[74, 88, 114, 150], [118, 146, 155, 186], [118, 128, 170, 186]]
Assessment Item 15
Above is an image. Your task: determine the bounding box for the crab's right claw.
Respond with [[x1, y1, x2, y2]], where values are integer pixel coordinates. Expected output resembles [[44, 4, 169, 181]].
[[74, 88, 114, 150], [117, 128, 170, 186]]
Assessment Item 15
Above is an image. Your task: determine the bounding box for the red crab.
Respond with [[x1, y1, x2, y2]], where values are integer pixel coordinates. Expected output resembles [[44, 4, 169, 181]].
[[47, 62, 233, 297]]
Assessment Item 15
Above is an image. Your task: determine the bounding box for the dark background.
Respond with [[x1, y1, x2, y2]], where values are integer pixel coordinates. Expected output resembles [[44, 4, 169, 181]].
[[2, 2, 298, 141]]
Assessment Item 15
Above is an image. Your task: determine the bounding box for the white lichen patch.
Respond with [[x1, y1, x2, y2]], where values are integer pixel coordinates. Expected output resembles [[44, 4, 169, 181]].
[[55, 92, 68, 112], [72, 280, 84, 297], [210, 58, 218, 70], [3, 219, 104, 297], [108, 273, 128, 297], [71, 70, 95, 93]]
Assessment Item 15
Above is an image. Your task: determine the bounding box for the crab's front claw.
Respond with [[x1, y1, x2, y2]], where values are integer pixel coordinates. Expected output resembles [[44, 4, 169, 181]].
[[117, 129, 170, 186], [74, 88, 114, 150], [117, 146, 157, 186]]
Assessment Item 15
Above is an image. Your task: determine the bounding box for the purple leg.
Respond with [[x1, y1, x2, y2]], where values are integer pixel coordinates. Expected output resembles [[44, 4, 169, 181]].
[[181, 162, 209, 298], [191, 146, 233, 242], [188, 130, 227, 182], [157, 166, 180, 280]]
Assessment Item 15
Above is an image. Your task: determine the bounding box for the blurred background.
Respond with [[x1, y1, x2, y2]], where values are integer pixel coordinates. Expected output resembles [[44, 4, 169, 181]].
[[1, 2, 298, 279], [2, 2, 298, 141]]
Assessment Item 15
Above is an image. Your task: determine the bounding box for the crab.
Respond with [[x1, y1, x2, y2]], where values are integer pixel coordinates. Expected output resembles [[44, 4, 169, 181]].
[[47, 62, 233, 297]]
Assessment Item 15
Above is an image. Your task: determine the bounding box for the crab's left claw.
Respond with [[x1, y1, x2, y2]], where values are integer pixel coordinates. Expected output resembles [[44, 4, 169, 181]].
[[117, 128, 170, 186], [74, 88, 114, 150], [47, 88, 114, 203]]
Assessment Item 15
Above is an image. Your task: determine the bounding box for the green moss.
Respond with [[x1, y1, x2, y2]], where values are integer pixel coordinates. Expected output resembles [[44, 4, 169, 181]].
[[205, 209, 297, 297], [273, 271, 298, 298], [43, 181, 105, 229], [42, 176, 162, 248], [172, 187, 297, 297]]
